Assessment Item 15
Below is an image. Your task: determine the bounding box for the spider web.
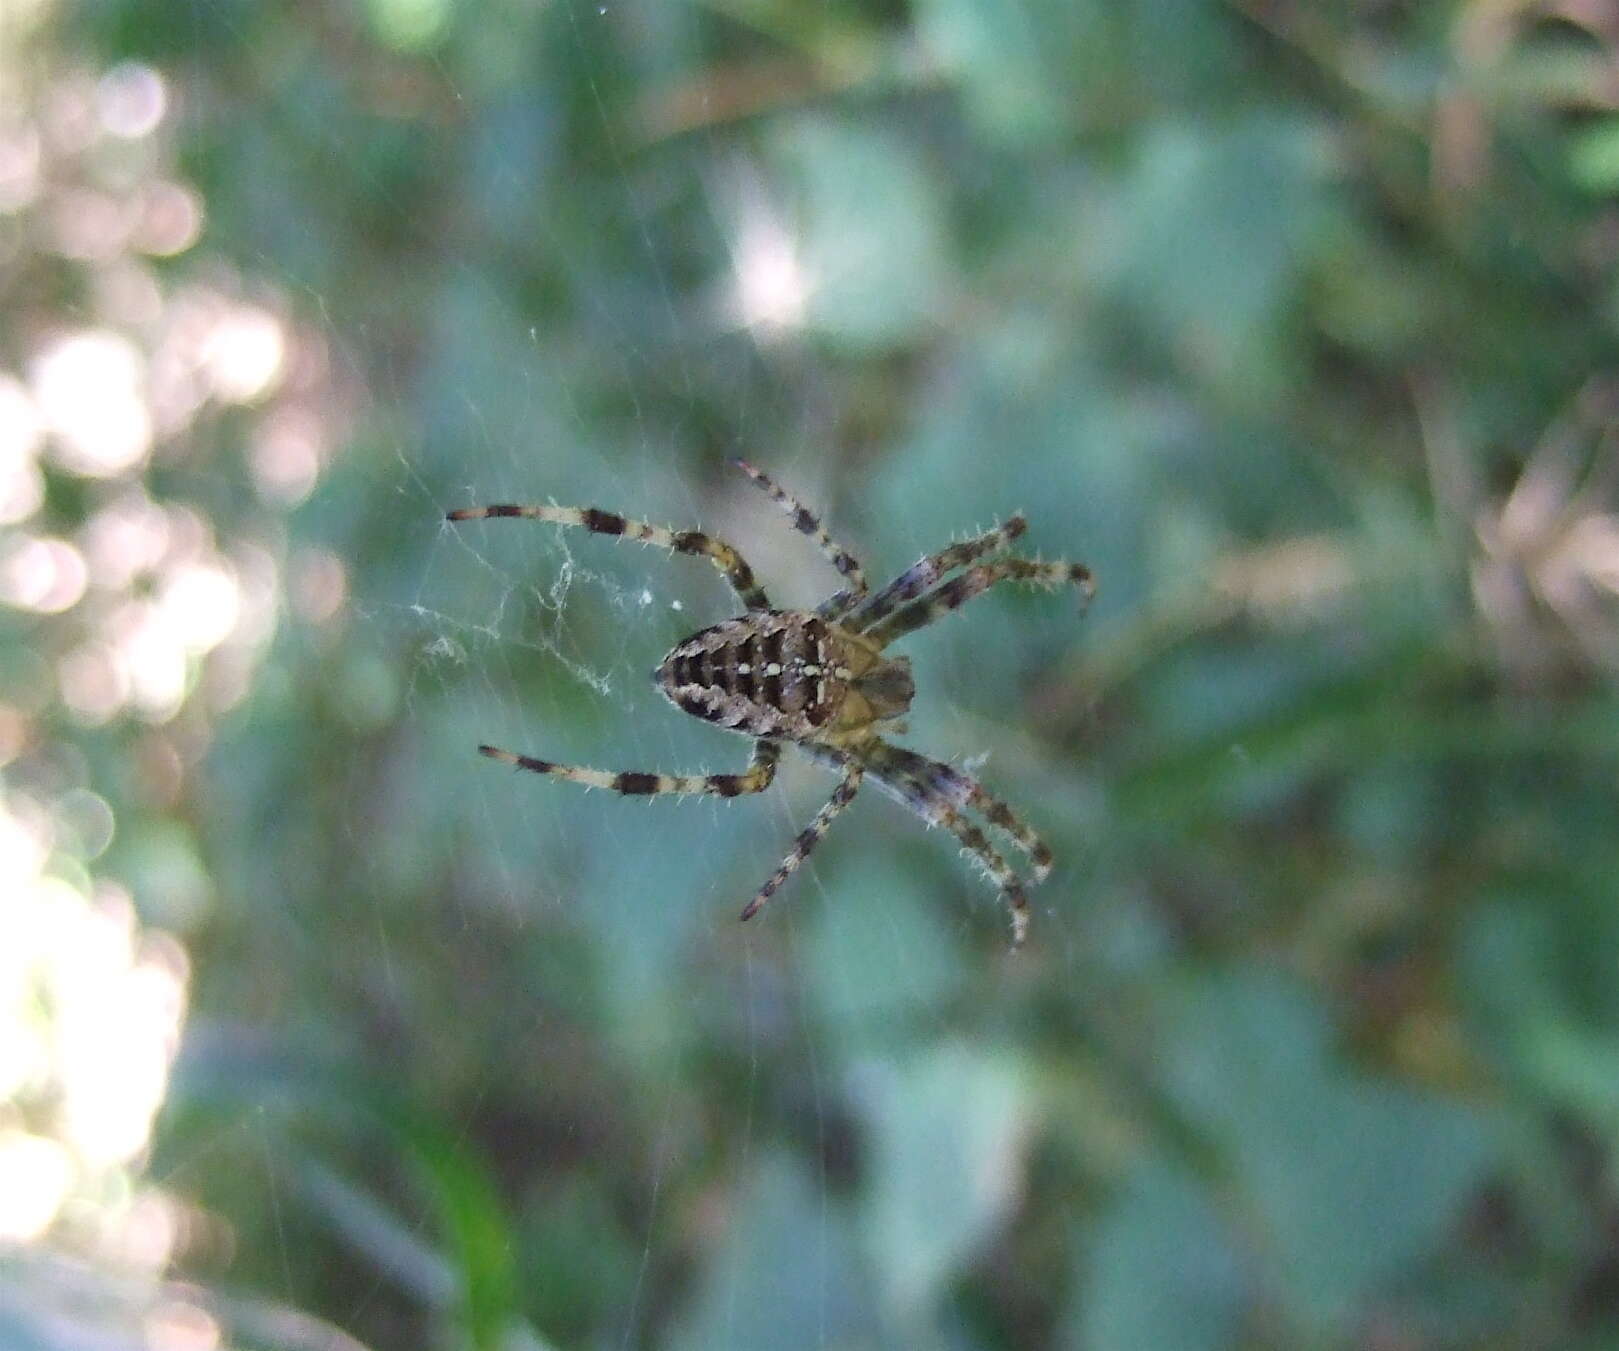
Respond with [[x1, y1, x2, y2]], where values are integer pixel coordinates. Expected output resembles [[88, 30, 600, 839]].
[[388, 402, 1035, 969], [352, 91, 1113, 1333], [372, 310, 1093, 1343], [390, 440, 999, 1350]]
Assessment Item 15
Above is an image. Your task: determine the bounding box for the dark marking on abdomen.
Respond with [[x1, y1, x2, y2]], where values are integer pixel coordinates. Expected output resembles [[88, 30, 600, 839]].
[[678, 692, 724, 722]]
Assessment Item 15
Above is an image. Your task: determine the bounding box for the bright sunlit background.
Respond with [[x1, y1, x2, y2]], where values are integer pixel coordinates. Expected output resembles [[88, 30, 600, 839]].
[[4, 2, 1619, 1349]]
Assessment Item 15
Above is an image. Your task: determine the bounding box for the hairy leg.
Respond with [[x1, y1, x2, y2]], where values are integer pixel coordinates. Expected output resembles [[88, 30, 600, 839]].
[[739, 764, 862, 922], [865, 555, 1092, 649], [478, 738, 780, 798], [448, 502, 771, 611], [731, 459, 867, 604], [845, 517, 1028, 632], [869, 742, 1052, 883], [861, 746, 1031, 947]]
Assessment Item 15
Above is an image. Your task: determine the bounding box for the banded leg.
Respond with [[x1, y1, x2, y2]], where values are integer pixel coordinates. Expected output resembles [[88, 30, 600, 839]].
[[846, 517, 1028, 632], [869, 742, 1052, 883], [730, 459, 869, 611], [479, 738, 780, 798], [865, 556, 1093, 650], [447, 502, 771, 611], [940, 808, 1030, 948], [861, 750, 1030, 946], [739, 764, 862, 922]]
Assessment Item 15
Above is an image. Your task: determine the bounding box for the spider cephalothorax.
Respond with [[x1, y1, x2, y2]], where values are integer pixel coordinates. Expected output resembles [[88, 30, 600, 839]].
[[448, 459, 1092, 946]]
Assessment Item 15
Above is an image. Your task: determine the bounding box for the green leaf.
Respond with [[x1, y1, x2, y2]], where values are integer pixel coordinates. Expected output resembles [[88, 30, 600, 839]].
[[768, 118, 949, 352], [1089, 115, 1334, 396], [666, 1153, 875, 1351], [1067, 1161, 1246, 1351], [396, 1115, 524, 1351], [1569, 118, 1619, 193], [296, 1158, 456, 1307], [1163, 967, 1496, 1331], [1461, 897, 1619, 1162], [913, 0, 1071, 143], [858, 1043, 1031, 1315], [916, 0, 1241, 142], [801, 850, 967, 1041]]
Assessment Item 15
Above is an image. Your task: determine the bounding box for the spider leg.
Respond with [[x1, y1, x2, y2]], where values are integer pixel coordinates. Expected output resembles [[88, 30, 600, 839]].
[[868, 742, 1052, 883], [739, 763, 863, 922], [864, 556, 1093, 650], [478, 738, 780, 797], [731, 459, 868, 607], [856, 743, 1030, 946], [845, 517, 1027, 632], [447, 502, 771, 611]]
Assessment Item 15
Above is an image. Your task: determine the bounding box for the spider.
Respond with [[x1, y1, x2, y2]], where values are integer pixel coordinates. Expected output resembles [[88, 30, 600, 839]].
[[447, 460, 1093, 947]]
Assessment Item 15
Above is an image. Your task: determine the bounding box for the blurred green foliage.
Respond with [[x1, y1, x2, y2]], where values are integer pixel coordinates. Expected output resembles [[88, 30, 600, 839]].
[[8, 0, 1619, 1347]]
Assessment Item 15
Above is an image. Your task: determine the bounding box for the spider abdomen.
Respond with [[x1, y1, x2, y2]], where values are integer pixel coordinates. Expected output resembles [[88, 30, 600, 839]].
[[655, 611, 911, 745]]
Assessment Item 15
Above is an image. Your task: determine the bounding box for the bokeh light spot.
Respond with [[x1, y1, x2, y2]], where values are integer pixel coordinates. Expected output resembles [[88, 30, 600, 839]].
[[203, 306, 285, 404], [291, 547, 348, 625], [59, 641, 131, 725], [54, 788, 116, 861], [96, 63, 167, 140], [112, 600, 189, 721], [142, 1299, 221, 1351], [0, 373, 45, 525], [30, 330, 153, 477], [134, 181, 203, 257], [159, 562, 241, 653], [47, 186, 131, 261], [366, 0, 451, 51], [726, 185, 811, 338], [81, 494, 172, 592], [251, 406, 324, 504], [0, 535, 89, 613], [0, 123, 42, 214], [52, 885, 188, 1169], [0, 1132, 74, 1242]]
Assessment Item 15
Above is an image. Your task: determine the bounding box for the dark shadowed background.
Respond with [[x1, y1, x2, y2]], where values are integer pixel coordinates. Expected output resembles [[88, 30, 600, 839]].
[[5, 2, 1619, 1348]]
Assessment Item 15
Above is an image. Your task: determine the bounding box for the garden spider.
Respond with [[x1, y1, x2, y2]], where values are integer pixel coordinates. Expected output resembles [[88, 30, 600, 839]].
[[447, 460, 1093, 947]]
